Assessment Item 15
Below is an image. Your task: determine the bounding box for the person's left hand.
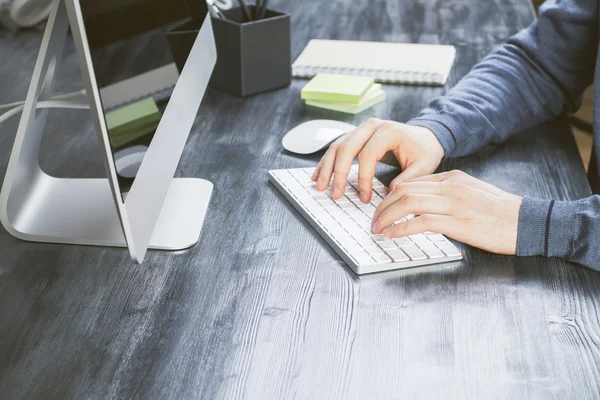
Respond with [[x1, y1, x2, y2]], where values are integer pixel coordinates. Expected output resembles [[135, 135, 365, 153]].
[[371, 170, 523, 255]]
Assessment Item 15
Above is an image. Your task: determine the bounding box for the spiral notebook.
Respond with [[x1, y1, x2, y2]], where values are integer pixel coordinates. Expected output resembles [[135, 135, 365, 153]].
[[292, 40, 456, 86]]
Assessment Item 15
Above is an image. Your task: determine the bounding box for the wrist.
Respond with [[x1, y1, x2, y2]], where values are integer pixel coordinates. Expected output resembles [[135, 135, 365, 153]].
[[404, 124, 445, 162], [405, 117, 458, 158]]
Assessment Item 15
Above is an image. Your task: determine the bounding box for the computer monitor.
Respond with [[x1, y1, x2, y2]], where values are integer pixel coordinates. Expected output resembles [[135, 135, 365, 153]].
[[0, 0, 216, 262]]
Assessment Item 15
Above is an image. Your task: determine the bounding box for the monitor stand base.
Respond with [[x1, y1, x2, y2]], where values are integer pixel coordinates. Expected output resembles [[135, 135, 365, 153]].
[[1, 175, 212, 250]]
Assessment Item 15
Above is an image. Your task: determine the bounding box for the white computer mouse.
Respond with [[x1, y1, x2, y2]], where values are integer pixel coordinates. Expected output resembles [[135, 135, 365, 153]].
[[282, 119, 356, 155], [114, 145, 148, 178]]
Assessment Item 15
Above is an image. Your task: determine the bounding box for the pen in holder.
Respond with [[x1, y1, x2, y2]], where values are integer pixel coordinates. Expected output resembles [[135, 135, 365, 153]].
[[167, 6, 291, 97]]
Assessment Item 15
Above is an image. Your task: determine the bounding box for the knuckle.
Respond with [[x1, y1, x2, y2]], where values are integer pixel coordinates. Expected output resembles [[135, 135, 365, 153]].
[[444, 181, 461, 192], [454, 193, 467, 206], [336, 141, 349, 152], [419, 214, 432, 228], [390, 183, 407, 197], [366, 117, 381, 126], [402, 193, 417, 206]]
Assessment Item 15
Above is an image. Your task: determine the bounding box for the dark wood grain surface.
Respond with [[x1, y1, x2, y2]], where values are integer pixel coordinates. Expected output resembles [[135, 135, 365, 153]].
[[1, 0, 599, 399]]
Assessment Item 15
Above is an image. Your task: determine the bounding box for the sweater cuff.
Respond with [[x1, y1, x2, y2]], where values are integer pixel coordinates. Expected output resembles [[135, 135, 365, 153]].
[[516, 196, 576, 258], [406, 114, 463, 158]]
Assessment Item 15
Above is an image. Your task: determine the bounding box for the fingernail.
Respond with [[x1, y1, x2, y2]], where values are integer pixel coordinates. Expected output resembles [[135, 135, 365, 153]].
[[383, 227, 394, 237], [317, 178, 325, 188], [360, 192, 367, 203], [372, 221, 379, 232]]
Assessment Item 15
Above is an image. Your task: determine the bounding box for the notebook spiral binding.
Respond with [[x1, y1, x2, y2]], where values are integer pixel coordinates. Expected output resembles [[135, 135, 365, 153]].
[[293, 66, 445, 85]]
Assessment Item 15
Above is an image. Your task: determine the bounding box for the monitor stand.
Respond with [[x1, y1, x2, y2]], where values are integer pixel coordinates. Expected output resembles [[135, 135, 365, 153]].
[[0, 0, 213, 251]]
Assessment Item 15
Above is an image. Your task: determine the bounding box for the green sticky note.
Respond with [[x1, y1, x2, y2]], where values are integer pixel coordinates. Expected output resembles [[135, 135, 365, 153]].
[[109, 122, 157, 148], [301, 73, 375, 104], [306, 84, 386, 114], [106, 98, 161, 138]]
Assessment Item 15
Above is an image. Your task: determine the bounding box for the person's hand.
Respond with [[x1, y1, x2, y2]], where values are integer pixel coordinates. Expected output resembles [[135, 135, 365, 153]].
[[311, 118, 445, 203], [371, 170, 523, 255]]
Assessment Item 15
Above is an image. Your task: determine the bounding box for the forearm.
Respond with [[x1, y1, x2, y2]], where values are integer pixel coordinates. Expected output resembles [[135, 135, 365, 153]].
[[517, 196, 600, 270], [407, 0, 597, 158]]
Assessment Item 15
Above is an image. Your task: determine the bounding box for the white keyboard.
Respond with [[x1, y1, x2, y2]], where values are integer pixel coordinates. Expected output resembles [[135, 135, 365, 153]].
[[269, 166, 463, 274]]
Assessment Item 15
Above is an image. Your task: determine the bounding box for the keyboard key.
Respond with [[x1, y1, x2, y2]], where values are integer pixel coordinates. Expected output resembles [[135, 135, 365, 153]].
[[333, 196, 349, 204], [409, 234, 429, 245], [314, 194, 329, 201], [339, 202, 356, 210], [357, 238, 378, 247], [347, 193, 360, 201], [364, 245, 384, 255], [428, 234, 447, 242], [338, 236, 358, 250], [371, 234, 391, 243], [359, 204, 376, 214], [302, 168, 315, 175], [352, 251, 375, 266], [289, 169, 307, 179], [403, 246, 427, 260], [387, 249, 410, 262], [393, 237, 412, 247], [416, 242, 437, 250], [356, 216, 371, 224], [371, 197, 383, 206], [372, 253, 392, 264], [441, 247, 461, 257], [305, 185, 321, 196], [361, 209, 376, 218], [374, 187, 389, 197], [422, 247, 445, 259], [379, 241, 397, 250], [322, 201, 338, 210], [435, 240, 455, 249]]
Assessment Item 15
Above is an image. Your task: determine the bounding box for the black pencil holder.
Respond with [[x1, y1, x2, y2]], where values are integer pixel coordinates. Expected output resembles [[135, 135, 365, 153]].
[[167, 7, 291, 97]]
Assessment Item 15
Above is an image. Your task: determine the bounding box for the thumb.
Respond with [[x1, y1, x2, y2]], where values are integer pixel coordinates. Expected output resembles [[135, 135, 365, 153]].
[[389, 162, 434, 188]]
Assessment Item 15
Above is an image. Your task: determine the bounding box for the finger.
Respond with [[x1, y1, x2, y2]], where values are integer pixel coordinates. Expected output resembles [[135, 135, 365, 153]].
[[312, 159, 323, 182], [382, 214, 454, 238], [357, 128, 400, 203], [315, 146, 338, 191], [331, 119, 383, 198], [372, 182, 445, 224], [372, 194, 451, 234], [389, 161, 435, 188]]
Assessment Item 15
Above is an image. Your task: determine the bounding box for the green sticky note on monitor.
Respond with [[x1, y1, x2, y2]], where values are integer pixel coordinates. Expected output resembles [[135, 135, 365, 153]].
[[106, 98, 161, 138], [301, 73, 375, 104]]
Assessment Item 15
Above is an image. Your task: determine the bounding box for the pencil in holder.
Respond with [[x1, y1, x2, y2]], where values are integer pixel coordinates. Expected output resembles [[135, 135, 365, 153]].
[[167, 7, 291, 97]]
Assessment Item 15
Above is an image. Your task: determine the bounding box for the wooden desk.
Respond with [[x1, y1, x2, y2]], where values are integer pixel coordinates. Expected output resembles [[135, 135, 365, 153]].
[[1, 0, 599, 398]]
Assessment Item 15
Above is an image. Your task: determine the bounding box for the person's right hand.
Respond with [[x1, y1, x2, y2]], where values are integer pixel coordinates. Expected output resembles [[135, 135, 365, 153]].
[[311, 118, 445, 203]]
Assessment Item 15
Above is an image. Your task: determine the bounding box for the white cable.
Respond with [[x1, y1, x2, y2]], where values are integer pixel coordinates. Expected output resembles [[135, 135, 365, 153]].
[[0, 100, 89, 125], [0, 89, 86, 111]]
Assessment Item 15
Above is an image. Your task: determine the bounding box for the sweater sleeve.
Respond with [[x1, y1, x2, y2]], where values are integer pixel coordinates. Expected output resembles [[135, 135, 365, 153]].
[[406, 0, 598, 158], [517, 196, 600, 271]]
